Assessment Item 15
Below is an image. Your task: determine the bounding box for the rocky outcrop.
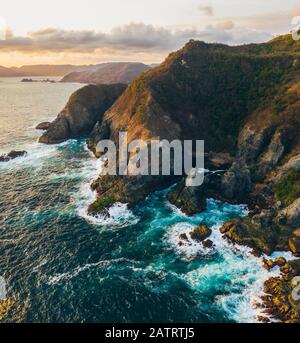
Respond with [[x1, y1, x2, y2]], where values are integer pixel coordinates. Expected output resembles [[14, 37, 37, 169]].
[[167, 179, 207, 216], [262, 257, 287, 271], [261, 259, 300, 323], [220, 161, 252, 202], [288, 237, 300, 257], [85, 35, 300, 218], [178, 226, 212, 247], [277, 198, 300, 228], [167, 171, 225, 215], [39, 84, 127, 144], [190, 225, 212, 242], [0, 150, 27, 162], [87, 174, 177, 215], [36, 122, 51, 130], [37, 34, 300, 322]]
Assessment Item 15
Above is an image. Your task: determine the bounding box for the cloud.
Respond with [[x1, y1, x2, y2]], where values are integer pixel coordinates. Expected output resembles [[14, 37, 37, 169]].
[[198, 5, 214, 16], [0, 21, 272, 57]]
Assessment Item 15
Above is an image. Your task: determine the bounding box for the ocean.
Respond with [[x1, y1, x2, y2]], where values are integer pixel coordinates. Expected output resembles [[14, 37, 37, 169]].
[[0, 77, 286, 323]]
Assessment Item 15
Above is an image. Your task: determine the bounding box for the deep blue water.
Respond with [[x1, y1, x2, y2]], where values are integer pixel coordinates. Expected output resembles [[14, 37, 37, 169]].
[[0, 77, 280, 323]]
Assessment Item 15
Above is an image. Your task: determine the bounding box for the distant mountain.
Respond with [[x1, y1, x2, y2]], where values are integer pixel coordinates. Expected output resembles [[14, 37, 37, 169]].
[[60, 62, 151, 84], [10, 64, 95, 77], [0, 65, 23, 77]]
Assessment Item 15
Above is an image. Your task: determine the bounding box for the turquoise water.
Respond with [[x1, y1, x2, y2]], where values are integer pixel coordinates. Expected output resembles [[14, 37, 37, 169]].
[[0, 77, 279, 323]]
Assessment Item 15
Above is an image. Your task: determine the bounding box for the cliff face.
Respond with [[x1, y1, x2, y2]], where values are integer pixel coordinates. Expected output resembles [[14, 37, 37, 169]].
[[38, 34, 300, 321], [39, 84, 127, 144], [60, 63, 151, 85], [87, 36, 300, 222], [89, 38, 299, 152]]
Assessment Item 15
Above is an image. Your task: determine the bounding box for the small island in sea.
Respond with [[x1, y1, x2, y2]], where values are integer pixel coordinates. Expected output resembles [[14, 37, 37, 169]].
[[21, 78, 56, 83]]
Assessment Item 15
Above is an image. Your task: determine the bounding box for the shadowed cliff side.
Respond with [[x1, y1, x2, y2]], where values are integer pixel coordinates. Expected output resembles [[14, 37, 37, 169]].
[[39, 83, 127, 144], [87, 35, 300, 218], [38, 34, 300, 322]]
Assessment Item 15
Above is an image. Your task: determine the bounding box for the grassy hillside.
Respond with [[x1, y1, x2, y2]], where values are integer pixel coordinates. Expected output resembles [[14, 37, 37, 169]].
[[101, 36, 300, 153]]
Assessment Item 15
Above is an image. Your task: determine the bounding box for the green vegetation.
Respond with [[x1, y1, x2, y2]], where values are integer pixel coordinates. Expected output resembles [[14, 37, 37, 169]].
[[89, 194, 119, 211], [142, 41, 297, 152], [274, 168, 300, 206]]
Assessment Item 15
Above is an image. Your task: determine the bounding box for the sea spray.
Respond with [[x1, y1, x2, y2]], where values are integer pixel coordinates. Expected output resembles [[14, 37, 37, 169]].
[[164, 200, 282, 323], [74, 142, 139, 228]]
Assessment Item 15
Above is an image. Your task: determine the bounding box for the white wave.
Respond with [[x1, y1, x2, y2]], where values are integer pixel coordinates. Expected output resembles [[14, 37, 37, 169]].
[[32, 259, 48, 273], [74, 145, 139, 228], [165, 199, 283, 323], [269, 250, 298, 261], [0, 140, 72, 170], [47, 258, 139, 285], [166, 222, 215, 259], [83, 202, 139, 228]]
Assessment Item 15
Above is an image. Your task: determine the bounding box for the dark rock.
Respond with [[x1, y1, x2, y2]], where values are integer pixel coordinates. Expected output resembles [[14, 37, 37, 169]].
[[167, 179, 207, 216], [87, 121, 111, 156], [262, 258, 275, 271], [179, 233, 188, 241], [262, 257, 287, 270], [0, 150, 27, 162], [36, 122, 51, 130], [205, 152, 234, 170], [39, 84, 127, 144], [256, 128, 288, 177], [220, 217, 281, 256], [167, 172, 224, 216], [0, 155, 9, 162], [277, 198, 300, 228], [257, 316, 271, 323], [88, 174, 177, 215], [189, 226, 212, 242], [221, 160, 252, 202], [288, 237, 300, 257], [202, 239, 214, 248], [274, 257, 287, 267], [262, 259, 300, 323]]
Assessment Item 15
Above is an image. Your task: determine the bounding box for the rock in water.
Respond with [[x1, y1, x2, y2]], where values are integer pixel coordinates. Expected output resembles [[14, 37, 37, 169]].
[[288, 237, 300, 257], [189, 226, 212, 242], [0, 150, 27, 162], [36, 122, 51, 130], [39, 83, 127, 144], [202, 239, 214, 248]]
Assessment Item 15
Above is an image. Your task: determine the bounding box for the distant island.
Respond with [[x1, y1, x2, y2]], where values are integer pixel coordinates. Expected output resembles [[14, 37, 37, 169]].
[[21, 78, 56, 83]]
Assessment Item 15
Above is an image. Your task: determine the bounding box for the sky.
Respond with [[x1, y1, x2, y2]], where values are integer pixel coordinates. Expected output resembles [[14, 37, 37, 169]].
[[0, 0, 299, 66]]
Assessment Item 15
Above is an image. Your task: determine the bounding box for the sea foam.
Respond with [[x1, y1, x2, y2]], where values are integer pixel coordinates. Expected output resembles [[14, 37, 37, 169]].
[[74, 143, 139, 228], [165, 201, 281, 323]]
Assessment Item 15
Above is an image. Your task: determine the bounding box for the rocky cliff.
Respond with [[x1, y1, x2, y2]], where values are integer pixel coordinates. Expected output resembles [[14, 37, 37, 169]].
[[39, 83, 127, 144], [39, 34, 300, 322], [87, 35, 300, 215]]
